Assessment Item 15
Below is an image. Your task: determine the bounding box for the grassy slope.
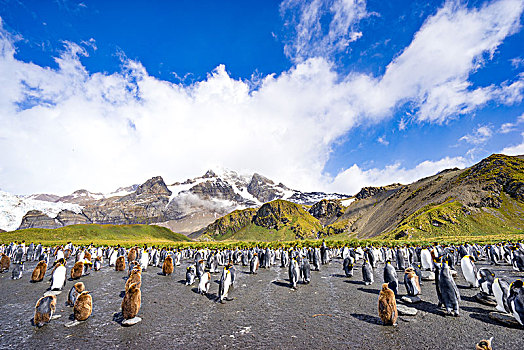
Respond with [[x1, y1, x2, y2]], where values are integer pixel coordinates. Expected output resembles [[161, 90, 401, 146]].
[[0, 224, 191, 246], [378, 193, 524, 240]]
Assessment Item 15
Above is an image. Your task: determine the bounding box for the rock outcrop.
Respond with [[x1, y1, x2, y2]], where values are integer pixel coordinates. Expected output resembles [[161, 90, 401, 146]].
[[309, 199, 344, 226], [18, 210, 61, 230]]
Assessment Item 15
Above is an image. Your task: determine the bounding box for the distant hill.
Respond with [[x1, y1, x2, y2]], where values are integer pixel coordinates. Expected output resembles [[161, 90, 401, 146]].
[[0, 224, 191, 246], [194, 154, 524, 241]]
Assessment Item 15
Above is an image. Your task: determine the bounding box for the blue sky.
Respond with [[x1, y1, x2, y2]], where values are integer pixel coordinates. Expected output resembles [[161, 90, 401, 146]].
[[0, 0, 523, 195]]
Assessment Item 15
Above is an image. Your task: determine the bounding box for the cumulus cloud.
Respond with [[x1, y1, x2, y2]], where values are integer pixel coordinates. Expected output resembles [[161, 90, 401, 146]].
[[0, 0, 523, 196], [328, 156, 468, 195]]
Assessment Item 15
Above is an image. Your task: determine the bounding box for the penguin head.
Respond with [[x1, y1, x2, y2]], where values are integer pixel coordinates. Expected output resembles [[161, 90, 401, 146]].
[[511, 279, 523, 289], [475, 337, 493, 350], [381, 283, 390, 291]]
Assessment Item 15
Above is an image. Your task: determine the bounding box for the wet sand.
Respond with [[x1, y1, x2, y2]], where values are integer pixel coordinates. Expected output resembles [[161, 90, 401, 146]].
[[0, 258, 522, 349]]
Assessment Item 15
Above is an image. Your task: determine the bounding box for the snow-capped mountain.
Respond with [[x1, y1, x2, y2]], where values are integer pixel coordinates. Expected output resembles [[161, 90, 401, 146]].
[[0, 191, 83, 232], [3, 169, 349, 234]]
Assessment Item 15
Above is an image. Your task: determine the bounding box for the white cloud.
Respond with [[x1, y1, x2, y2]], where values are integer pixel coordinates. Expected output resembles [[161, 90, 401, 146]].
[[329, 156, 468, 195], [280, 0, 369, 62], [499, 112, 524, 133], [377, 136, 389, 146], [460, 125, 493, 144], [0, 0, 523, 196], [500, 132, 524, 155]]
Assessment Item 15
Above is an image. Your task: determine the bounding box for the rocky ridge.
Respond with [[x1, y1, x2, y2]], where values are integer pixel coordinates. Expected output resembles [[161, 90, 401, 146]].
[[11, 170, 348, 233]]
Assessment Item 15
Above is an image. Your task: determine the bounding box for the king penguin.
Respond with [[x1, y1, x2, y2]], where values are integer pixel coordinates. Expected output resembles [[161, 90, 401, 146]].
[[73, 291, 92, 322], [289, 258, 300, 289], [198, 272, 211, 295], [439, 260, 461, 316], [383, 261, 399, 297], [508, 279, 524, 326], [362, 259, 374, 285], [67, 282, 85, 306], [343, 256, 354, 277], [34, 295, 57, 327], [493, 277, 511, 314], [186, 265, 196, 285], [378, 283, 397, 326], [404, 267, 421, 296], [218, 266, 233, 303], [31, 260, 47, 282], [50, 258, 67, 291], [461, 255, 479, 288], [250, 253, 259, 274]]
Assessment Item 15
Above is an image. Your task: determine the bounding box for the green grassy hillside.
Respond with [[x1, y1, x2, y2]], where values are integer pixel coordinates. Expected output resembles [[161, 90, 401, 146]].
[[0, 224, 191, 246]]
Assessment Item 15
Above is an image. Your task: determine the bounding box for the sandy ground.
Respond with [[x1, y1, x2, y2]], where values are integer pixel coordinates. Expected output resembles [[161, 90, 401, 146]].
[[0, 257, 522, 349]]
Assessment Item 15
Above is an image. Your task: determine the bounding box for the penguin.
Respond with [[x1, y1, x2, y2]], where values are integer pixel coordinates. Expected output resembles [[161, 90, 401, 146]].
[[127, 247, 137, 262], [34, 295, 57, 327], [218, 266, 233, 303], [71, 261, 84, 280], [281, 250, 289, 268], [476, 268, 495, 295], [250, 253, 259, 274], [404, 267, 421, 296], [198, 272, 211, 295], [439, 260, 461, 316], [196, 259, 205, 279], [186, 265, 196, 285], [140, 249, 148, 271], [125, 268, 142, 292], [420, 249, 433, 271], [301, 258, 311, 284], [0, 253, 10, 272], [67, 282, 85, 306], [493, 277, 511, 314], [461, 255, 479, 288], [289, 258, 300, 289], [31, 261, 47, 282], [109, 249, 118, 267], [378, 283, 397, 326], [162, 255, 174, 276], [362, 259, 374, 285], [512, 250, 524, 272], [312, 248, 321, 271], [93, 256, 102, 271], [475, 337, 493, 350], [50, 260, 67, 291], [343, 256, 354, 277], [11, 262, 24, 280], [122, 282, 141, 319], [73, 291, 92, 321], [507, 279, 524, 326], [115, 256, 126, 271], [383, 261, 398, 297]]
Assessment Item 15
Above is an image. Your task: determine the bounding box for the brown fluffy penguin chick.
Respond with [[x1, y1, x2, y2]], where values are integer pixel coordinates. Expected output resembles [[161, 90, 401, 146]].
[[125, 269, 142, 292], [71, 261, 84, 279], [31, 261, 47, 282], [162, 255, 174, 276], [476, 337, 493, 350], [67, 282, 85, 306], [34, 295, 57, 327], [122, 282, 141, 319], [84, 250, 92, 262], [128, 247, 137, 262], [115, 256, 126, 271], [0, 254, 10, 272], [74, 291, 92, 321], [378, 283, 398, 326]]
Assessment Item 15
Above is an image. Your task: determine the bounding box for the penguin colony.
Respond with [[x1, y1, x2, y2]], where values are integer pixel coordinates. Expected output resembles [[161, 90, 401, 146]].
[[1, 240, 523, 342]]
